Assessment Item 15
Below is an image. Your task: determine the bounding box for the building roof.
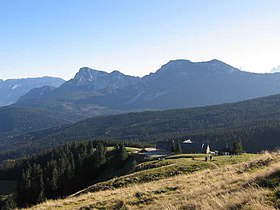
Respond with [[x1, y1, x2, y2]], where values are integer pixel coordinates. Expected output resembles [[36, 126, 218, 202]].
[[183, 139, 192, 144]]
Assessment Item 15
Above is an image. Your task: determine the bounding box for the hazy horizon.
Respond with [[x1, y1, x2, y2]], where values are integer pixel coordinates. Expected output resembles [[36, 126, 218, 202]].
[[1, 58, 280, 81], [1, 0, 280, 80]]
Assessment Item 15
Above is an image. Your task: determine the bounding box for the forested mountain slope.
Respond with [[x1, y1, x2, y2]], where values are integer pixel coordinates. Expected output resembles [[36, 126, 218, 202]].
[[0, 106, 72, 137], [2, 93, 280, 160]]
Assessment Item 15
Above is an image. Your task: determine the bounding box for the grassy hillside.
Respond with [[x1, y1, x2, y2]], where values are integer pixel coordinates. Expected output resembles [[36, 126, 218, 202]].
[[26, 151, 280, 210], [3, 93, 280, 160], [72, 153, 257, 196]]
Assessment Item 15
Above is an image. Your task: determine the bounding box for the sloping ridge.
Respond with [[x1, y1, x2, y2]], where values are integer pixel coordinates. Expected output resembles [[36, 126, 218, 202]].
[[4, 93, 280, 161], [0, 76, 65, 106], [0, 106, 71, 136]]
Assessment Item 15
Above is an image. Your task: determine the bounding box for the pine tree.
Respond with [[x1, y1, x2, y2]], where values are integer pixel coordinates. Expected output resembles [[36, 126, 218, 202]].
[[130, 158, 137, 171], [171, 141, 176, 153], [95, 142, 107, 167], [118, 144, 128, 161], [176, 140, 182, 154], [232, 140, 244, 155], [16, 168, 31, 206], [31, 164, 45, 204], [17, 164, 45, 206], [171, 140, 182, 154]]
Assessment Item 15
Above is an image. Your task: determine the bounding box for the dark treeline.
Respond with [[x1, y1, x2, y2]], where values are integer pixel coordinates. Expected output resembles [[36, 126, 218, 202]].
[[3, 94, 280, 160], [2, 93, 280, 167], [186, 122, 280, 152], [1, 118, 280, 164], [0, 138, 151, 162], [0, 140, 137, 208]]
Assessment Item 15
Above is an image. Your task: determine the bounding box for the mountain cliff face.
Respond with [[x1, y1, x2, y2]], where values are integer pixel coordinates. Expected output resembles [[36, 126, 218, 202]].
[[0, 77, 65, 106], [17, 68, 141, 116], [66, 67, 140, 91], [16, 59, 280, 117]]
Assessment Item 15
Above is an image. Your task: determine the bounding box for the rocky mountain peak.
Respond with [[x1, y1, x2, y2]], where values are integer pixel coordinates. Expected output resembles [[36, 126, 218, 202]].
[[159, 59, 192, 71], [73, 67, 108, 84], [110, 70, 124, 76], [156, 59, 239, 75], [62, 67, 140, 93], [271, 66, 280, 73]]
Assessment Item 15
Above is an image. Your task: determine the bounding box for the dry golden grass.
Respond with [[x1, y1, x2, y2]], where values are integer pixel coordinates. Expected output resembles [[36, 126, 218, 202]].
[[26, 151, 280, 210]]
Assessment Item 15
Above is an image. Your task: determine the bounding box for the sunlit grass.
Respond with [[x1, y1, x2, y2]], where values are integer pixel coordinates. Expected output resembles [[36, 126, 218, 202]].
[[25, 152, 272, 210], [26, 153, 280, 210], [107, 146, 141, 153]]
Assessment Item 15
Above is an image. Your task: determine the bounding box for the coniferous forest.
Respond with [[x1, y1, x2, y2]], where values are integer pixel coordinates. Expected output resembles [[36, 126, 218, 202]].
[[0, 140, 136, 208], [3, 93, 280, 161]]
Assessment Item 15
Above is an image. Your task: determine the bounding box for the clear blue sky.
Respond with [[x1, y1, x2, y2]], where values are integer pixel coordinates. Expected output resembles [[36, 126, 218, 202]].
[[1, 0, 280, 80]]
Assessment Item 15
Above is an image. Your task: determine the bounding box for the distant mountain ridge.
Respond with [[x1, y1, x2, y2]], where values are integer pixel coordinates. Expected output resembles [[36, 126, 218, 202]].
[[16, 59, 280, 117], [0, 76, 65, 106], [271, 65, 280, 73]]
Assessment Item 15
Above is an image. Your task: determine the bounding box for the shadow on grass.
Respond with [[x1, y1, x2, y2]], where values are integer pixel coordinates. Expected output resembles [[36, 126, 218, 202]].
[[166, 155, 205, 160]]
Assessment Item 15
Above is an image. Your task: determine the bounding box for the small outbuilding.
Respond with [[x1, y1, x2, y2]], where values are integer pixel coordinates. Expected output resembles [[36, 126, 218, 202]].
[[156, 140, 212, 154], [218, 147, 232, 156], [183, 139, 192, 144]]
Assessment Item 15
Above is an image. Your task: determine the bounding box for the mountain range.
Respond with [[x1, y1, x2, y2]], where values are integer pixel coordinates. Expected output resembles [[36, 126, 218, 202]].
[[16, 59, 280, 117], [3, 59, 280, 160], [271, 65, 280, 73], [0, 77, 65, 106]]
